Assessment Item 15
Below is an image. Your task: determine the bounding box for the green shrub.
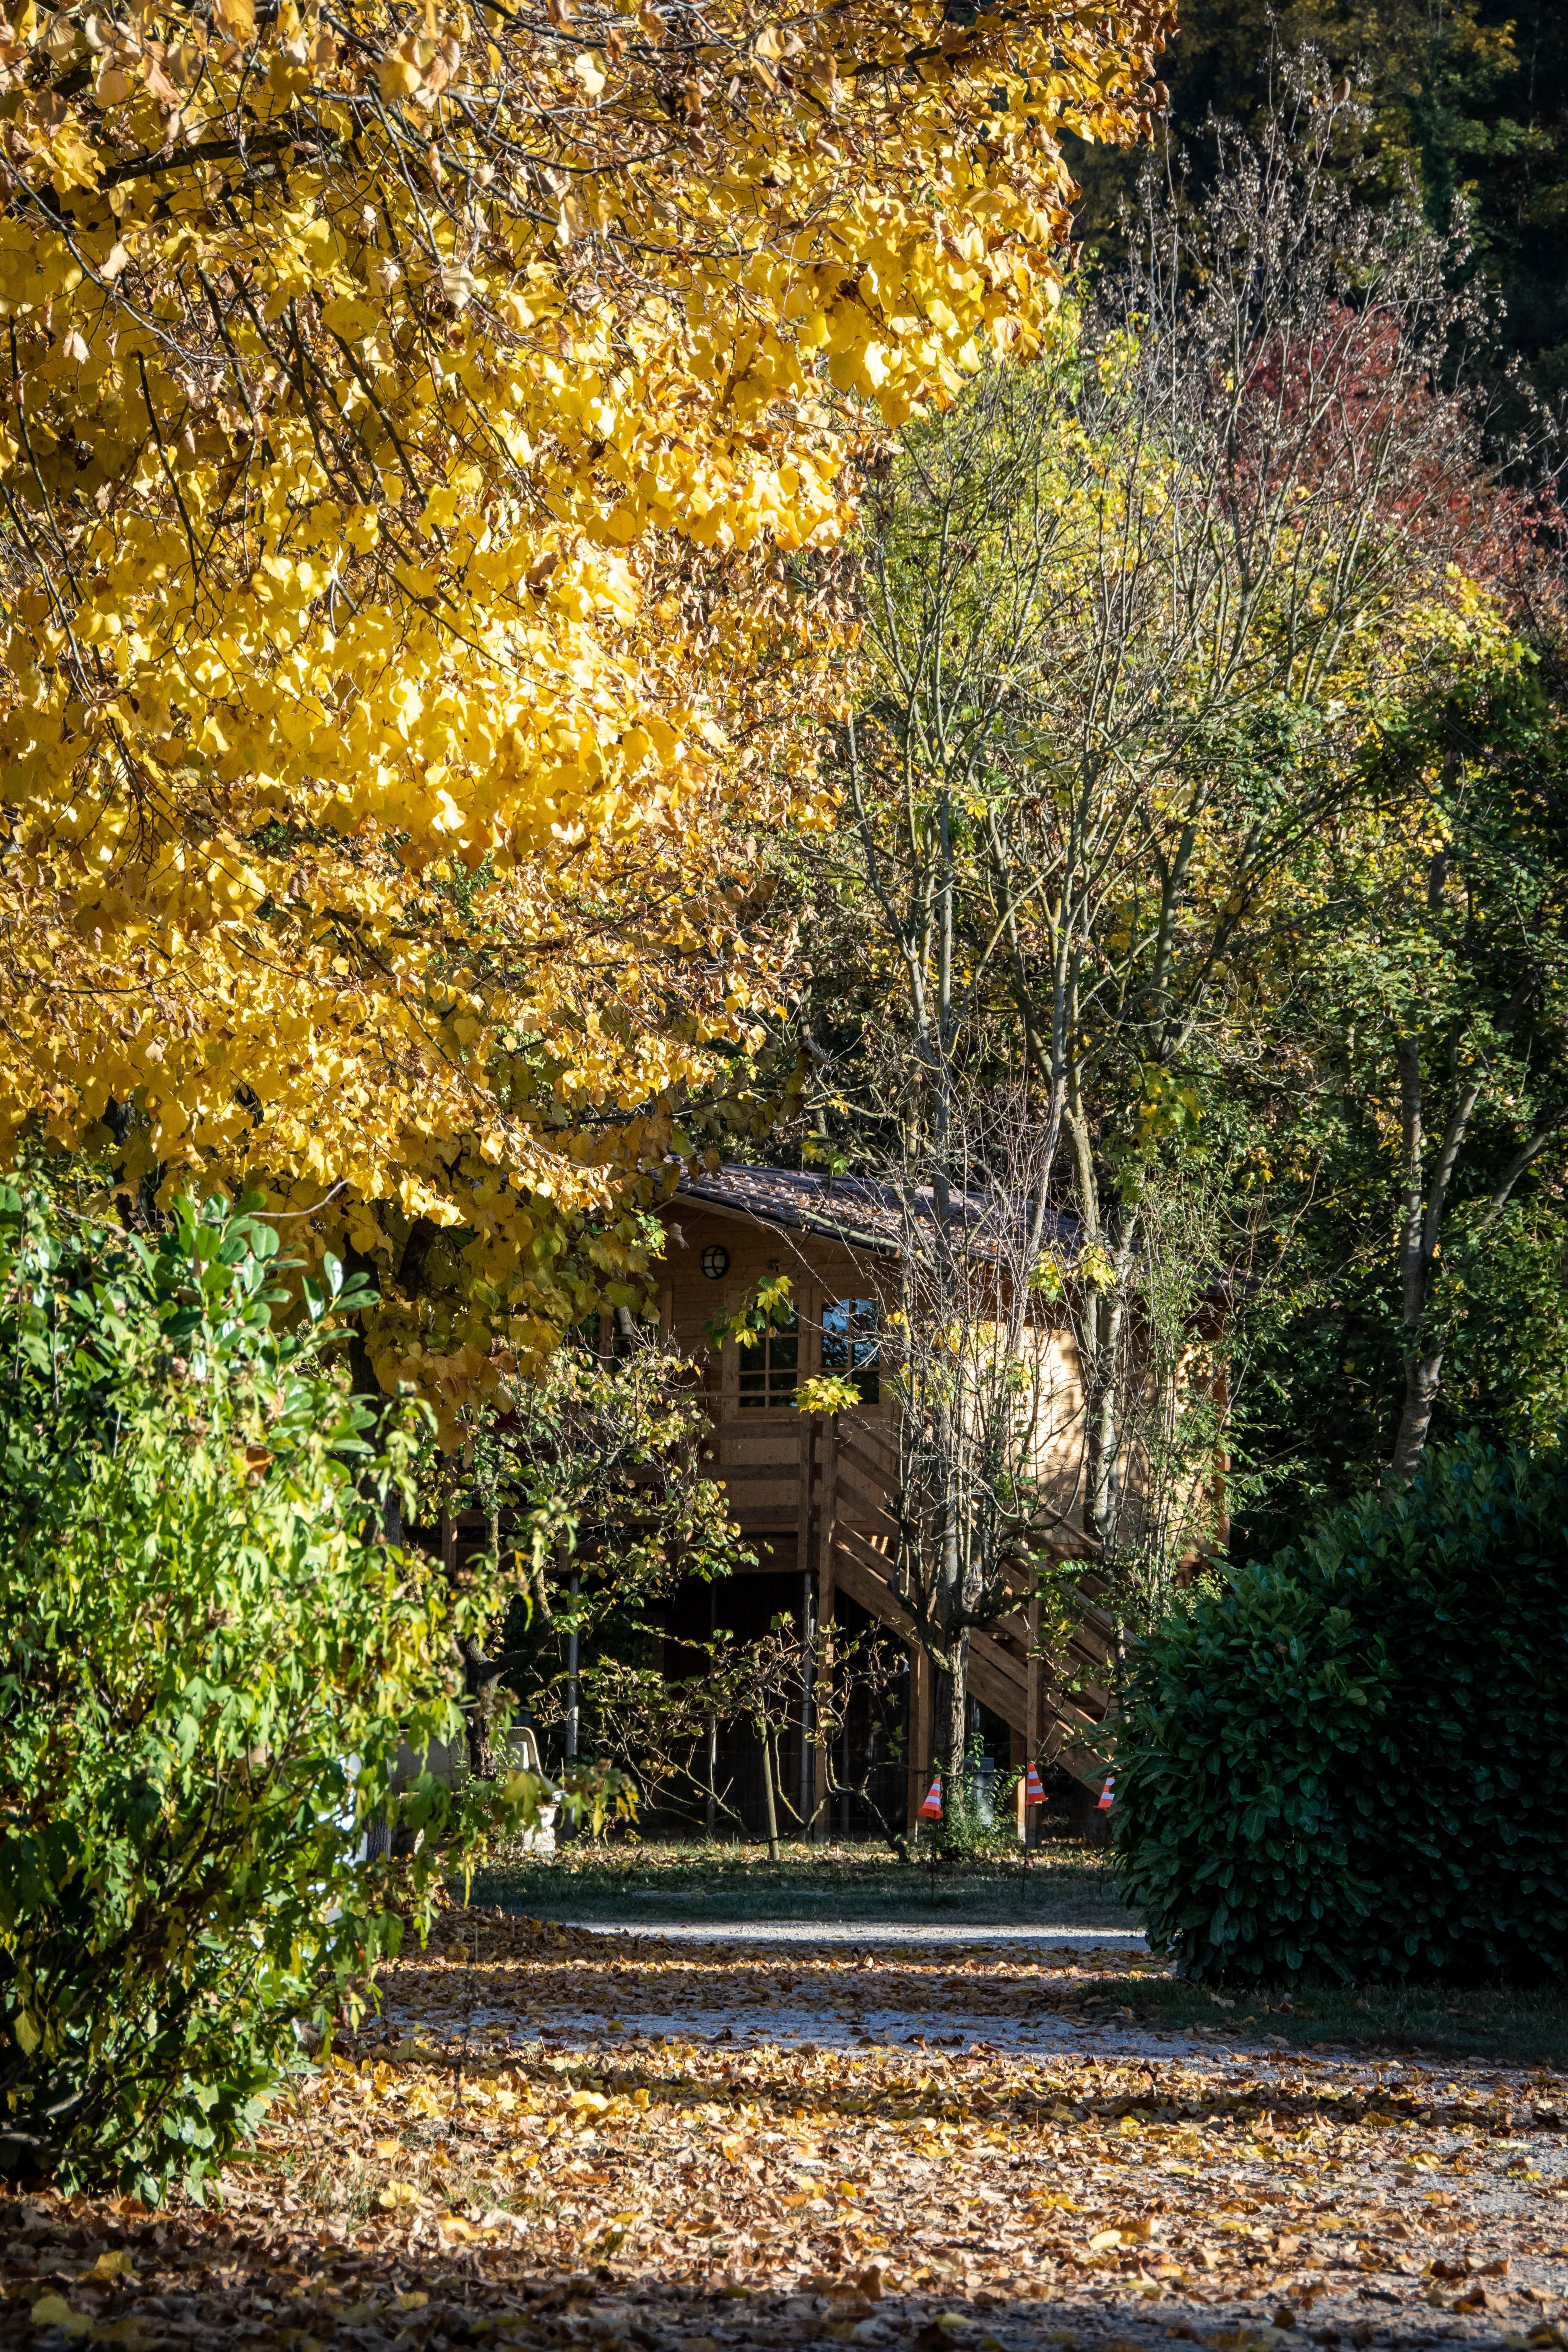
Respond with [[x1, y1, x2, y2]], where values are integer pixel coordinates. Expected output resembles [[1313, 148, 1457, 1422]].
[[1113, 1436, 1568, 1986], [0, 1185, 540, 2197]]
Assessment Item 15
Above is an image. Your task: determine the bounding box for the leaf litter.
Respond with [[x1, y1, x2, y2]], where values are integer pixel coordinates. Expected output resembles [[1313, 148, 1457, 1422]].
[[3, 1911, 1566, 2352]]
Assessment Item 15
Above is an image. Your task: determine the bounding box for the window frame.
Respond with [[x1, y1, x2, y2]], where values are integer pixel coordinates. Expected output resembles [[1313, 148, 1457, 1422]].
[[820, 1293, 882, 1405], [735, 1292, 801, 1410], [721, 1277, 818, 1414]]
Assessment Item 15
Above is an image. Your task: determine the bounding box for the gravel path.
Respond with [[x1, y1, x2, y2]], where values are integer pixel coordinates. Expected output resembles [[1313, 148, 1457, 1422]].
[[390, 1920, 1541, 2087], [343, 1907, 1568, 2352], [553, 1920, 1149, 1947]]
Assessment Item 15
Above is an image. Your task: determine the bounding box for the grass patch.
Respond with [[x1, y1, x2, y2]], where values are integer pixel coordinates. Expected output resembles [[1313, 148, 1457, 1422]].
[[465, 1834, 1136, 1927], [1095, 1972, 1568, 2070]]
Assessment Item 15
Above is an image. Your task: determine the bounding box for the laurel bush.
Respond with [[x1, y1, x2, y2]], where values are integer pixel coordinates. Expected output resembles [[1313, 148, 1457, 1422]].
[[1113, 1437, 1568, 1985]]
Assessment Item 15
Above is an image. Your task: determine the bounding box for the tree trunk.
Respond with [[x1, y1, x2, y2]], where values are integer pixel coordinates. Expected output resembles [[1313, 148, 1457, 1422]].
[[1389, 1034, 1482, 1482], [705, 1584, 718, 1838], [798, 1567, 815, 1833], [459, 1635, 499, 1779], [341, 1243, 384, 1404], [1391, 1348, 1445, 1483], [935, 1630, 969, 1822], [1084, 1284, 1128, 1544], [1066, 1100, 1133, 1551]]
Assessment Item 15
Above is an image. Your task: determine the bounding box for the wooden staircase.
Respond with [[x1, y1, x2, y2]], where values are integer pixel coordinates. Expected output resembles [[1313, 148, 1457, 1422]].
[[822, 1411, 1114, 1816], [705, 1401, 1123, 1825], [449, 1410, 1117, 1835]]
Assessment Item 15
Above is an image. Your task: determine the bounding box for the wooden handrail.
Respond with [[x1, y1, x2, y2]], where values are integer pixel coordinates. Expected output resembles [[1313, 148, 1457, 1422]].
[[834, 1520, 898, 1588], [835, 1433, 897, 1492]]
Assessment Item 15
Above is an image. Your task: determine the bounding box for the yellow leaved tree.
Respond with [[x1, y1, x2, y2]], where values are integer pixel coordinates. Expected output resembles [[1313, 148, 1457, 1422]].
[[0, 0, 1168, 1432]]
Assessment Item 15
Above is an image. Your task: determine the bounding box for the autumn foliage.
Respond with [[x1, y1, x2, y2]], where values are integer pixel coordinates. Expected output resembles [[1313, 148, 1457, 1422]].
[[0, 0, 1170, 1425]]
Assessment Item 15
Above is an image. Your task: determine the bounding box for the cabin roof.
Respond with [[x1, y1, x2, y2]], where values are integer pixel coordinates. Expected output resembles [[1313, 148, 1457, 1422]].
[[673, 1162, 1079, 1262]]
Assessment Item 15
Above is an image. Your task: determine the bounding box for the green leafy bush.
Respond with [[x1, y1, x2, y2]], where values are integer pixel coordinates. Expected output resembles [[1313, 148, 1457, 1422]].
[[1113, 1437, 1568, 1986], [0, 1185, 539, 2196]]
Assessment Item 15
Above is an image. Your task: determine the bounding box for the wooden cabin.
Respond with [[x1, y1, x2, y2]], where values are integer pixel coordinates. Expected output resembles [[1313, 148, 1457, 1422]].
[[652, 1165, 1118, 1834]]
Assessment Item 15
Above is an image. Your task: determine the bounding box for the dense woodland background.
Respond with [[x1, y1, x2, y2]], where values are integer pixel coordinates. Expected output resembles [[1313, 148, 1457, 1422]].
[[1072, 0, 1568, 432], [762, 0, 1568, 1578], [1114, 0, 1568, 1559]]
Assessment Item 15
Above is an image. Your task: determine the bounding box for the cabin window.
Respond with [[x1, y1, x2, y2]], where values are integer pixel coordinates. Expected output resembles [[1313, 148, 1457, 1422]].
[[822, 1297, 880, 1403], [737, 1300, 798, 1408], [576, 1308, 642, 1362]]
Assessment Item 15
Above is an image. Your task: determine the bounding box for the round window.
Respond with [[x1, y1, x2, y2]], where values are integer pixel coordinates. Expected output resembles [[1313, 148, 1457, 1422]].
[[700, 1244, 730, 1280]]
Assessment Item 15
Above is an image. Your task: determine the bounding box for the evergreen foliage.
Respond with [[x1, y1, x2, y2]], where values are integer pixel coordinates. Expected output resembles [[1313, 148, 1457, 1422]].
[[1113, 1437, 1568, 1986], [1225, 646, 1568, 1555]]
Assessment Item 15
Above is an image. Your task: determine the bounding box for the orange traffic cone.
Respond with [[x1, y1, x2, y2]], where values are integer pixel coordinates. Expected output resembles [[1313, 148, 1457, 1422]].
[[1096, 1773, 1115, 1812], [919, 1776, 942, 1820], [1024, 1764, 1046, 1805]]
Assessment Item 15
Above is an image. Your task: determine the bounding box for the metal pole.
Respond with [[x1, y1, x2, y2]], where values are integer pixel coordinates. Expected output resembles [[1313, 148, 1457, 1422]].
[[565, 1570, 580, 1765], [706, 1583, 718, 1839], [799, 1568, 814, 1834]]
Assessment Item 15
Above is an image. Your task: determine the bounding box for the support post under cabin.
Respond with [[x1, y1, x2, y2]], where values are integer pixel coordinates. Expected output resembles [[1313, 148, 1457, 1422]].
[[796, 1412, 816, 1835], [814, 1413, 838, 1839]]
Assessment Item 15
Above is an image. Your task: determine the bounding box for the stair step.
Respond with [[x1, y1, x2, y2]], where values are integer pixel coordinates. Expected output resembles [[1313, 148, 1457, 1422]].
[[752, 1415, 1119, 1790]]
